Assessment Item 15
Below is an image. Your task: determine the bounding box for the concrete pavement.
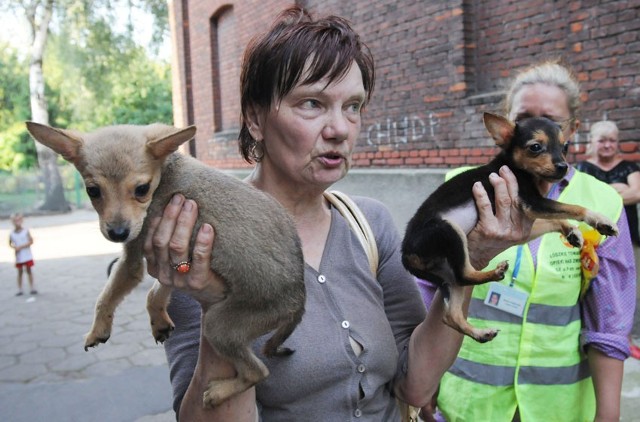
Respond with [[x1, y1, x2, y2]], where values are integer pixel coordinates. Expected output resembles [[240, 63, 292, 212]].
[[2, 209, 640, 421], [0, 209, 174, 422]]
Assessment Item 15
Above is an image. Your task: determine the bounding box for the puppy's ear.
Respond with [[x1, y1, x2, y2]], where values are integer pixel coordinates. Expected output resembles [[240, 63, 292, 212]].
[[25, 121, 84, 163], [145, 125, 197, 159], [483, 113, 515, 149]]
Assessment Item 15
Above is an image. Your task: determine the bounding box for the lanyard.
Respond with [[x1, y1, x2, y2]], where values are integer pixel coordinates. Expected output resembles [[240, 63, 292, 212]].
[[510, 245, 524, 287]]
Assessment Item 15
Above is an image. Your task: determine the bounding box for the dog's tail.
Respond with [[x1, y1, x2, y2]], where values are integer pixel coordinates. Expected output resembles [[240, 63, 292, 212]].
[[262, 310, 303, 357]]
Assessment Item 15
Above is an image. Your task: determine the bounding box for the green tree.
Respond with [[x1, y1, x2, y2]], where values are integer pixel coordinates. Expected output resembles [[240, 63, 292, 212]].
[[109, 58, 173, 125], [45, 16, 172, 128], [0, 43, 30, 130], [0, 43, 36, 171]]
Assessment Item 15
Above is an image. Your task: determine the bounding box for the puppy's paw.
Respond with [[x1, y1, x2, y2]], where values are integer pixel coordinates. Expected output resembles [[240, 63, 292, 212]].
[[473, 328, 499, 343], [587, 212, 619, 237], [152, 323, 175, 344], [84, 332, 110, 351], [494, 260, 509, 280], [149, 310, 175, 344], [84, 316, 113, 351], [203, 381, 227, 408], [566, 227, 584, 248], [595, 221, 619, 237]]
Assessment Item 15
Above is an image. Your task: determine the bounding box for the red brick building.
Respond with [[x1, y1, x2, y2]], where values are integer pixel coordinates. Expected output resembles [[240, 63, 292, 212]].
[[168, 0, 640, 171]]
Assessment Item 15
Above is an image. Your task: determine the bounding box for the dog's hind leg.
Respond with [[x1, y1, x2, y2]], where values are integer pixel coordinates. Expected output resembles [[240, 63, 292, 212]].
[[146, 281, 175, 343], [202, 345, 269, 408], [445, 222, 509, 286], [442, 284, 499, 343], [459, 258, 509, 286], [200, 304, 270, 407], [84, 243, 145, 350]]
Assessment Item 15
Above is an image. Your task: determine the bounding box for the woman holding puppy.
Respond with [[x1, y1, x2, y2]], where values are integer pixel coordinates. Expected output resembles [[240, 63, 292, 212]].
[[419, 61, 636, 421], [144, 7, 534, 421]]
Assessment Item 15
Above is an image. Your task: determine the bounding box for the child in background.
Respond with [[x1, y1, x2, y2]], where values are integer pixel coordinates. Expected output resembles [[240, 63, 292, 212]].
[[9, 213, 37, 296]]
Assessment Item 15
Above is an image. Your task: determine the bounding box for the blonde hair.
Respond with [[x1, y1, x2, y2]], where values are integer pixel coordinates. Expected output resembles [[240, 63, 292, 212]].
[[587, 120, 619, 156], [504, 59, 581, 121]]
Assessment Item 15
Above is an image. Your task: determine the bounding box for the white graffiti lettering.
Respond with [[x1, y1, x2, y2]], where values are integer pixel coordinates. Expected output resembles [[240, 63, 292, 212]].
[[365, 114, 440, 146]]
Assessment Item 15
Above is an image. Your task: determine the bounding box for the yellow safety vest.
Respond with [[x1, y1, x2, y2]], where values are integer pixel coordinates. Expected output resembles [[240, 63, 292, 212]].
[[437, 170, 623, 422]]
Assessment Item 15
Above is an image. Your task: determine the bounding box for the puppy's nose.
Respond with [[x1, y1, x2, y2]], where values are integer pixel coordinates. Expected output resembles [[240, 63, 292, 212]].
[[107, 226, 130, 242], [555, 162, 568, 176]]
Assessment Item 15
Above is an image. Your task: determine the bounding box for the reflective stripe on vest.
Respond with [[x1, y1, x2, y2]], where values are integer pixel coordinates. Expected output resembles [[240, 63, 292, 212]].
[[468, 297, 581, 326], [449, 356, 591, 386]]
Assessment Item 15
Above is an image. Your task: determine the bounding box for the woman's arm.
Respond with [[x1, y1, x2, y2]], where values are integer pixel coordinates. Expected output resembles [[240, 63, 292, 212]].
[[611, 171, 640, 205], [144, 194, 257, 421], [581, 211, 635, 422], [398, 166, 534, 406], [589, 348, 623, 422]]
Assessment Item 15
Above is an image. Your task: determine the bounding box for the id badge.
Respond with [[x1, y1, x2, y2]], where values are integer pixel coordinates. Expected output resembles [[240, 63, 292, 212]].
[[484, 282, 529, 317]]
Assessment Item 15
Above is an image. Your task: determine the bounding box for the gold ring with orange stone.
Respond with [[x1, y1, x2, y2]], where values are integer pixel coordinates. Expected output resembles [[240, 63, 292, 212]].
[[172, 260, 191, 274]]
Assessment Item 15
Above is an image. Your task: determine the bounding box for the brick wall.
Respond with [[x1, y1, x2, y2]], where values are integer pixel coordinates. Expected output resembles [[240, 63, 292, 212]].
[[169, 0, 291, 167], [170, 0, 640, 169]]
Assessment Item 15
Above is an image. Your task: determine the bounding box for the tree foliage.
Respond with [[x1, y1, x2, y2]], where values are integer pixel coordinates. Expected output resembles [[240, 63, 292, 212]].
[[47, 17, 173, 129], [0, 43, 30, 129], [0, 43, 37, 171]]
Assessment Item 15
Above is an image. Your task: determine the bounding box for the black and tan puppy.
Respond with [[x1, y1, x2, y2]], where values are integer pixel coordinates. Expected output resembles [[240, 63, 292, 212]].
[[402, 113, 618, 342], [25, 122, 306, 407]]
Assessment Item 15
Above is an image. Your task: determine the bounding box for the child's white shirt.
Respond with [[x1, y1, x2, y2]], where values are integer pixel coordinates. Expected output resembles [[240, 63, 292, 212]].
[[10, 229, 33, 264]]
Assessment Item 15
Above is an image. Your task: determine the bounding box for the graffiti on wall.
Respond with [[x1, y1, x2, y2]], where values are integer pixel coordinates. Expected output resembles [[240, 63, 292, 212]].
[[363, 114, 611, 153], [365, 113, 441, 147]]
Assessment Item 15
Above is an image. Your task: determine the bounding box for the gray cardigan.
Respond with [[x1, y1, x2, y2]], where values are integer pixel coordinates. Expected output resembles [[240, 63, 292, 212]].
[[163, 196, 427, 421]]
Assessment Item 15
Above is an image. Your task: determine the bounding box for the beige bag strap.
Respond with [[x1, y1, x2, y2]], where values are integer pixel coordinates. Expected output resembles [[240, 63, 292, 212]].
[[324, 190, 378, 275], [324, 190, 419, 422]]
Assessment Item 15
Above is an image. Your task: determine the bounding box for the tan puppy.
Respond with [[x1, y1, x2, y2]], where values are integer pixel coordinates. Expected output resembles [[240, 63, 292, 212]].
[[26, 122, 306, 407]]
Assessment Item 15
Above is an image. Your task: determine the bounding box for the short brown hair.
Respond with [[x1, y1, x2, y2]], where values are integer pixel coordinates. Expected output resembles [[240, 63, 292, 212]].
[[238, 6, 375, 163]]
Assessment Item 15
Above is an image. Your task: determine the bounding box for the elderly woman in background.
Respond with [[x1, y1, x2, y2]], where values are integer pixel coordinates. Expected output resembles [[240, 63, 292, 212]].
[[578, 120, 640, 246]]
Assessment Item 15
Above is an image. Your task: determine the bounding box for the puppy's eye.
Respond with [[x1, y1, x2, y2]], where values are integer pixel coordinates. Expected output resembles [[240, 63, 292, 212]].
[[135, 183, 151, 198], [562, 142, 570, 154], [528, 143, 543, 153], [86, 186, 101, 199]]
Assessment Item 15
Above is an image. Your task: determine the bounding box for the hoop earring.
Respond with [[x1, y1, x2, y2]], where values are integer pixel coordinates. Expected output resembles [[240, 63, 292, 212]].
[[250, 140, 264, 162]]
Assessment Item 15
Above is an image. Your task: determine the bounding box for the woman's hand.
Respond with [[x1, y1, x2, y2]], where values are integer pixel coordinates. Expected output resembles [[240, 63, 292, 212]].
[[467, 166, 534, 269], [144, 194, 226, 304]]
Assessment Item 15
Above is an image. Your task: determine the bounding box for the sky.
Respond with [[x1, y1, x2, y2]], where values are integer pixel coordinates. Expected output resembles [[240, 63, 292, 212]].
[[0, 9, 29, 49]]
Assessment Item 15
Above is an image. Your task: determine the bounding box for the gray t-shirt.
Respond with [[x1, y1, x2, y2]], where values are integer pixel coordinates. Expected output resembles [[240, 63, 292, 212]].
[[164, 196, 427, 421]]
